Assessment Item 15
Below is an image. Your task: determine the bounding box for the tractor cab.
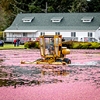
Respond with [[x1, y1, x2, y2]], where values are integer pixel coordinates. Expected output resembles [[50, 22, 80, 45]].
[[38, 32, 71, 65]]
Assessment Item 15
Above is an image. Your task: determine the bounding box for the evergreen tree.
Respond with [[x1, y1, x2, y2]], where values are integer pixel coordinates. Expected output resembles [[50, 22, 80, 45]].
[[87, 0, 100, 12], [69, 0, 88, 12], [0, 0, 100, 31]]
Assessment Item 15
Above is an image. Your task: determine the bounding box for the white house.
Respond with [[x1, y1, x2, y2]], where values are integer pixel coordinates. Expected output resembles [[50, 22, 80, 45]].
[[4, 13, 100, 43]]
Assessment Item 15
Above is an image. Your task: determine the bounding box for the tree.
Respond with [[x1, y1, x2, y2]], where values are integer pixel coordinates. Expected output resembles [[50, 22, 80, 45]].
[[47, 6, 55, 12], [0, 0, 100, 31], [0, 6, 7, 31], [47, 0, 73, 12], [28, 2, 42, 13], [0, 0, 17, 30], [87, 0, 100, 12], [69, 0, 88, 12]]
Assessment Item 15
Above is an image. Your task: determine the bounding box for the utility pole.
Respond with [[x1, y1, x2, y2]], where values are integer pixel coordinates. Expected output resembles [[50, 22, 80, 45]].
[[45, 2, 48, 13]]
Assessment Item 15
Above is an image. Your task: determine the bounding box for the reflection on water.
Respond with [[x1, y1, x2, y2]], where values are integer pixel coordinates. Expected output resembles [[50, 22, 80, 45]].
[[0, 65, 69, 88], [41, 65, 69, 76], [1, 65, 100, 88]]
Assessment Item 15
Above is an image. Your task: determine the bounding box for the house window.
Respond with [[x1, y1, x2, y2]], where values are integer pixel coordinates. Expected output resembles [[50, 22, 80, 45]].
[[55, 32, 60, 35], [71, 32, 76, 37], [23, 33, 27, 37], [88, 32, 92, 37]]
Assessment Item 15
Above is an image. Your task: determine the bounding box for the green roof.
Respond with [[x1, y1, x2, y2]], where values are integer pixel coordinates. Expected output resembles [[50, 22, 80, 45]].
[[5, 13, 100, 31]]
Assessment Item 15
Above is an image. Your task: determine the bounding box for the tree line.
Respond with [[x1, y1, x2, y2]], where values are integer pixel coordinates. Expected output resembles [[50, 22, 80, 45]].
[[0, 0, 100, 31]]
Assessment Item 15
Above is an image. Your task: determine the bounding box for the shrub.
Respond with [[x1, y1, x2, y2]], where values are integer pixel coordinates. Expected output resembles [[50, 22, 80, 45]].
[[62, 41, 100, 49], [24, 40, 100, 49], [24, 41, 39, 49], [89, 42, 100, 49], [72, 42, 81, 49], [34, 41, 40, 48], [62, 41, 73, 48], [80, 42, 91, 49], [24, 42, 29, 49], [0, 31, 3, 40]]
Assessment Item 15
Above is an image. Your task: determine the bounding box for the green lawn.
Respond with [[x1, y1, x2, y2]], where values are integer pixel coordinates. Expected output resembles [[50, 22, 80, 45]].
[[0, 43, 24, 50]]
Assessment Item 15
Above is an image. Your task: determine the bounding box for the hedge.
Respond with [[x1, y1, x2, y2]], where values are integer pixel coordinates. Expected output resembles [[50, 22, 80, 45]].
[[24, 40, 100, 49], [62, 41, 100, 49]]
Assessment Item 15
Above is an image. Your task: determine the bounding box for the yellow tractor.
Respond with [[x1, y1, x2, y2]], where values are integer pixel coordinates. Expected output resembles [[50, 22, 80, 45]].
[[21, 32, 71, 65]]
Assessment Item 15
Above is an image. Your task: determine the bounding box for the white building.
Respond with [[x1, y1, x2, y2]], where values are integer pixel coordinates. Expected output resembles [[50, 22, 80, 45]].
[[4, 13, 100, 43]]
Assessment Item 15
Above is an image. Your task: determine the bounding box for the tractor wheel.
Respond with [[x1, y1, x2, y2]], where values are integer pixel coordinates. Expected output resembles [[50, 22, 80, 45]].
[[63, 58, 71, 64]]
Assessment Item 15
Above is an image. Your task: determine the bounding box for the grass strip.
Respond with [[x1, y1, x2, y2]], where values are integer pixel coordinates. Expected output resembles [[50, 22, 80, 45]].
[[0, 43, 24, 50]]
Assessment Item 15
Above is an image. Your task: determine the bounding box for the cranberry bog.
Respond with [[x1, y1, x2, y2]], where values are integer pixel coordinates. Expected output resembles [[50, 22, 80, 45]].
[[0, 49, 100, 100]]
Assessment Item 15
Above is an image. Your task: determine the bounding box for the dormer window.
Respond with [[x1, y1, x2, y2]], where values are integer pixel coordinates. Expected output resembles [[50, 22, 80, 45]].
[[51, 17, 63, 22], [81, 16, 94, 22], [22, 17, 35, 22]]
